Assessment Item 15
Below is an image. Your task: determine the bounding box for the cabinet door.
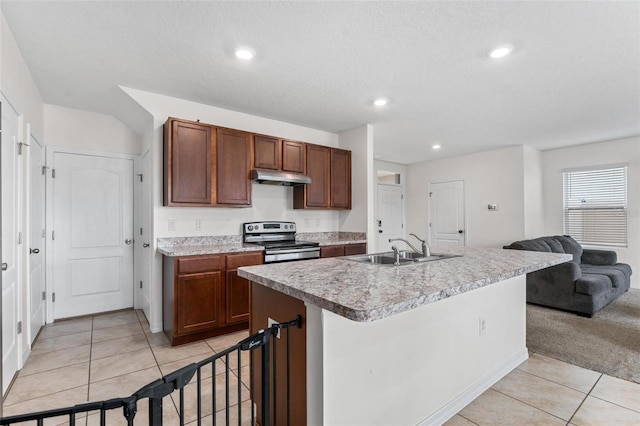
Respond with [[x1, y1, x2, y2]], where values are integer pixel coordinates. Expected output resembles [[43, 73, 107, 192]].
[[176, 271, 222, 336], [225, 270, 250, 324], [225, 252, 262, 325], [300, 144, 330, 208], [164, 119, 213, 206], [344, 243, 366, 256], [282, 140, 305, 173], [320, 245, 344, 258], [330, 148, 351, 209], [217, 128, 252, 205], [254, 135, 280, 170]]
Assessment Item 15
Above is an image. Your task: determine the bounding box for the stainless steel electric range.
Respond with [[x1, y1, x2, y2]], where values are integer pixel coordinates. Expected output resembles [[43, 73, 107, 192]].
[[242, 221, 320, 263]]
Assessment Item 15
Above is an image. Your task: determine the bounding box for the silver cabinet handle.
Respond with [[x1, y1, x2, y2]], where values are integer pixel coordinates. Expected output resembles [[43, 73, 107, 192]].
[[125, 239, 133, 245], [1, 263, 7, 271], [143, 243, 150, 248]]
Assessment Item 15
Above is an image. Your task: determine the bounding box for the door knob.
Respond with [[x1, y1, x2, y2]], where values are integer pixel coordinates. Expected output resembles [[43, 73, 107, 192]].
[[125, 239, 133, 245], [30, 248, 40, 254], [378, 230, 383, 234], [458, 230, 464, 234], [143, 243, 150, 248], [1, 263, 7, 271]]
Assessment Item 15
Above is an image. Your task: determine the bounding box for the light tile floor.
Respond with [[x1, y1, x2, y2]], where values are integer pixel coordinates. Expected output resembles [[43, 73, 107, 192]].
[[3, 309, 640, 425]]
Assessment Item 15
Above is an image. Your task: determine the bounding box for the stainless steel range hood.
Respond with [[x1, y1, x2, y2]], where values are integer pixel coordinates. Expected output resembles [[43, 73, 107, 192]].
[[251, 169, 312, 186]]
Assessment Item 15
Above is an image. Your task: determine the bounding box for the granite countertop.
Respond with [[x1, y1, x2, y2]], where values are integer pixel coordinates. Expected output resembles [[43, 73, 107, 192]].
[[157, 236, 263, 256], [157, 232, 367, 256], [238, 247, 571, 322], [297, 231, 366, 246]]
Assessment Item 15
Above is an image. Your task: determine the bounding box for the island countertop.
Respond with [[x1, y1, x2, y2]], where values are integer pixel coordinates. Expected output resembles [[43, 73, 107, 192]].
[[238, 247, 571, 322]]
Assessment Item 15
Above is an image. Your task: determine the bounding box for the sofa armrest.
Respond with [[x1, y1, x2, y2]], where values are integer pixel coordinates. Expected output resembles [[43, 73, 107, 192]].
[[581, 249, 617, 266], [526, 261, 582, 309], [535, 261, 582, 283]]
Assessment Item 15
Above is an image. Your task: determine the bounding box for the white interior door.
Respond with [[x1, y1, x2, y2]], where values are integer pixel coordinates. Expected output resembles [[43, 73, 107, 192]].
[[52, 152, 134, 319], [2, 94, 22, 395], [429, 181, 465, 246], [376, 184, 404, 252], [29, 132, 45, 343]]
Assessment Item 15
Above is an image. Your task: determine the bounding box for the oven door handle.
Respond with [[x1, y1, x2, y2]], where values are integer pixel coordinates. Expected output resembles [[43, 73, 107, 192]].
[[265, 247, 319, 255]]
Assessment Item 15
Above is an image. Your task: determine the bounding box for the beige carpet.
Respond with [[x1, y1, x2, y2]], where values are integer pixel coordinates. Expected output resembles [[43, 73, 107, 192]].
[[526, 288, 640, 384]]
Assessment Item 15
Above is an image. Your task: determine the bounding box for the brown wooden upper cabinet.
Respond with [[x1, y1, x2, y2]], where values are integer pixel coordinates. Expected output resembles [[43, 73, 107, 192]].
[[253, 135, 280, 170], [281, 140, 306, 173], [216, 128, 252, 206], [254, 137, 306, 175], [164, 118, 214, 206], [295, 144, 331, 208], [294, 144, 351, 210], [163, 118, 253, 207]]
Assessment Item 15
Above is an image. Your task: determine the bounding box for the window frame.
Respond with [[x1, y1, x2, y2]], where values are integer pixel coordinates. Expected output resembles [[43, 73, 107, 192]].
[[562, 164, 628, 248]]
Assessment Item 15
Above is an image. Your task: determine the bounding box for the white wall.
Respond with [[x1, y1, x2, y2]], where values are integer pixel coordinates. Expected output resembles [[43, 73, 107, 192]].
[[523, 145, 545, 239], [542, 137, 640, 288], [406, 146, 526, 248], [338, 125, 373, 236], [44, 104, 142, 154]]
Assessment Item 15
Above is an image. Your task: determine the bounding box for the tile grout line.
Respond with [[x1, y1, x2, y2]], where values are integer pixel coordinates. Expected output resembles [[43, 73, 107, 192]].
[[515, 367, 596, 395], [490, 388, 572, 423], [566, 373, 602, 425]]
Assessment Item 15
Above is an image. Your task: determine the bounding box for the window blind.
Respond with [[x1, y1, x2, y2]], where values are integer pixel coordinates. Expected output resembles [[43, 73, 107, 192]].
[[563, 166, 627, 247]]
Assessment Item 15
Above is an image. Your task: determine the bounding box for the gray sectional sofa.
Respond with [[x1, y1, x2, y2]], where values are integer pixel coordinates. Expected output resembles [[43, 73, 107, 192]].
[[504, 235, 632, 317]]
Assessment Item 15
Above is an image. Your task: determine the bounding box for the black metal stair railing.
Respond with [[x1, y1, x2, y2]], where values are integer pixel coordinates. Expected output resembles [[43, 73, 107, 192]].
[[0, 315, 302, 426]]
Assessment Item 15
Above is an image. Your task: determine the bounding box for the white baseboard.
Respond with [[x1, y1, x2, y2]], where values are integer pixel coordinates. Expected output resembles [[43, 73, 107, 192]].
[[418, 348, 529, 426], [150, 323, 163, 333]]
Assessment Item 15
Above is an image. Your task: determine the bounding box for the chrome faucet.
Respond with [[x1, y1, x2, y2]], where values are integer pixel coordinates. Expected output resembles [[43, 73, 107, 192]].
[[390, 246, 401, 266], [388, 238, 422, 255], [409, 233, 431, 257]]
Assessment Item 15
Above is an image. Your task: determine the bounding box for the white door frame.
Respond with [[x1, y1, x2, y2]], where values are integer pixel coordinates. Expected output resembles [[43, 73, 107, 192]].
[[27, 123, 46, 347], [45, 146, 139, 323], [1, 90, 25, 394], [134, 148, 152, 317]]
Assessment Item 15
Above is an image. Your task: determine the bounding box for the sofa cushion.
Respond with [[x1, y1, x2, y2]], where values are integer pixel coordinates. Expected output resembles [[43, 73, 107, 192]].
[[581, 266, 628, 288], [575, 275, 612, 295], [554, 236, 583, 263]]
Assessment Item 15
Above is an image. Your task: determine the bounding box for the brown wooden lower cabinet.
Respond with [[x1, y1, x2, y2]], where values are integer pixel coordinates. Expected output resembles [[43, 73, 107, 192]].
[[163, 252, 262, 345], [250, 282, 307, 426], [320, 242, 367, 258]]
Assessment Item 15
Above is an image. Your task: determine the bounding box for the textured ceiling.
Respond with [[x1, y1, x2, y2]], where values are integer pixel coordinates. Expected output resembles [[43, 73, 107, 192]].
[[2, 1, 639, 164]]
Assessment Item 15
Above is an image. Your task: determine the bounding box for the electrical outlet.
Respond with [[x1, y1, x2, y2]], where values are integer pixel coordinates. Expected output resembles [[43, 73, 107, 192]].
[[479, 317, 486, 336], [305, 219, 311, 228], [168, 219, 176, 231], [195, 219, 202, 230], [315, 218, 320, 228]]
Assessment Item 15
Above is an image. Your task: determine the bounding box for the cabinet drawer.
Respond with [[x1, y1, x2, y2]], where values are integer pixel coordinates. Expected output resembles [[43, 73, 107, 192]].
[[177, 255, 224, 274], [226, 252, 264, 269], [344, 243, 367, 256], [320, 245, 344, 258]]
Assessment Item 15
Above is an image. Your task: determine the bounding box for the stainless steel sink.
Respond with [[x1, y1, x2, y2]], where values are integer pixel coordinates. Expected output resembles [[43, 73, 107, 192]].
[[346, 254, 414, 266], [413, 254, 461, 262], [346, 251, 461, 266]]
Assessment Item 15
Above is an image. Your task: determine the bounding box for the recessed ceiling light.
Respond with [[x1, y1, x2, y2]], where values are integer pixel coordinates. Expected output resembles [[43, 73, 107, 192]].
[[373, 98, 388, 107], [432, 144, 441, 150], [488, 44, 514, 59], [235, 47, 255, 60]]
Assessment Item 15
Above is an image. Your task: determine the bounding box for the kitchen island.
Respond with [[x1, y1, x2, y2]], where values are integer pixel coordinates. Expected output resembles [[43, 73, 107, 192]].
[[238, 247, 571, 425]]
